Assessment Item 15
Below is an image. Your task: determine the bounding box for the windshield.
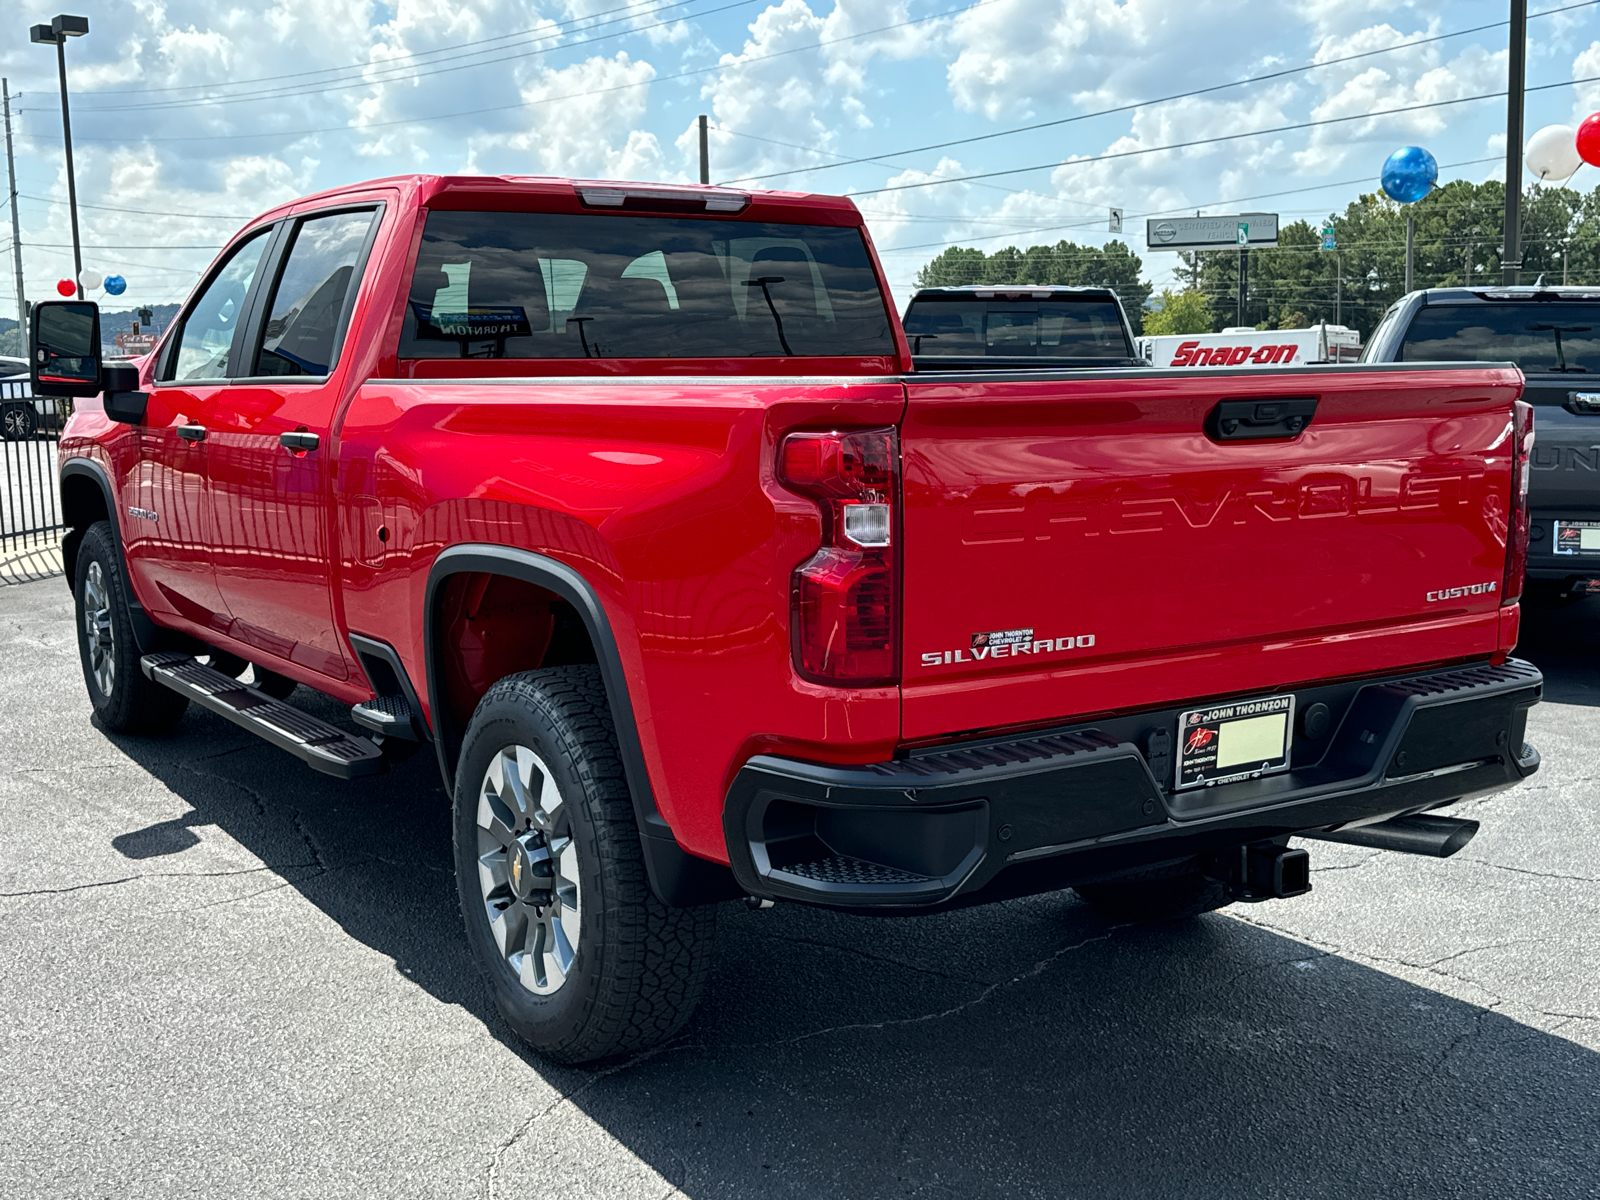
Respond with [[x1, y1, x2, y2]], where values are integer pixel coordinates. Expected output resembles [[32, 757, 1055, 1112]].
[[1398, 303, 1600, 373], [902, 297, 1132, 358], [399, 211, 895, 360]]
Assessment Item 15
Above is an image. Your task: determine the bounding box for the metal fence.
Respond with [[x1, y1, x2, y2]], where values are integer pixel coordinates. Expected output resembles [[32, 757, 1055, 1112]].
[[1, 378, 67, 583]]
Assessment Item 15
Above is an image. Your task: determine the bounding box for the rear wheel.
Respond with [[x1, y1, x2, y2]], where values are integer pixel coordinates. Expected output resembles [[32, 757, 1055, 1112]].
[[74, 521, 188, 734], [1074, 866, 1231, 922], [453, 666, 716, 1064]]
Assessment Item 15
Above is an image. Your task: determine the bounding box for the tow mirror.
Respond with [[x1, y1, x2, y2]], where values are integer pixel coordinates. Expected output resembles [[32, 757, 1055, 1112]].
[[30, 300, 103, 397], [30, 300, 148, 423]]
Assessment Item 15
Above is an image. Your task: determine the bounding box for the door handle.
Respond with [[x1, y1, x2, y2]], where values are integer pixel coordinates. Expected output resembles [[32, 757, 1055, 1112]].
[[279, 431, 320, 453], [177, 424, 206, 442], [1206, 397, 1317, 442]]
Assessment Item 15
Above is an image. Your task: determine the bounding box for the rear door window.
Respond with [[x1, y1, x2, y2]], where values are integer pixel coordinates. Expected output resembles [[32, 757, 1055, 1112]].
[[903, 298, 1132, 358], [1399, 304, 1600, 374], [250, 208, 380, 377], [399, 212, 895, 360]]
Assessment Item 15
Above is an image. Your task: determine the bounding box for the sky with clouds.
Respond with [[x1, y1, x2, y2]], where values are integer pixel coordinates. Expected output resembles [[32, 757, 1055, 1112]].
[[1, 0, 1598, 316]]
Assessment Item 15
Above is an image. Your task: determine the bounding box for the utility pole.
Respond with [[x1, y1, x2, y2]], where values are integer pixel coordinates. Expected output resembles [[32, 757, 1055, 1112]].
[[698, 114, 709, 185], [1335, 252, 1342, 325], [1405, 215, 1415, 293], [1502, 0, 1527, 285], [1237, 247, 1247, 326], [29, 15, 89, 300], [2, 79, 25, 336]]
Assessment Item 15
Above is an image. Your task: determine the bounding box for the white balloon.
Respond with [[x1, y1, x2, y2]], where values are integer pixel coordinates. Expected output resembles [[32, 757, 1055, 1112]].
[[1526, 123, 1582, 181], [78, 267, 104, 291]]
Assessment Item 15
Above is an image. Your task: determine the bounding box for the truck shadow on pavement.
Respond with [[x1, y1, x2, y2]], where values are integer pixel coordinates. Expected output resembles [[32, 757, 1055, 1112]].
[[103, 691, 1599, 1199]]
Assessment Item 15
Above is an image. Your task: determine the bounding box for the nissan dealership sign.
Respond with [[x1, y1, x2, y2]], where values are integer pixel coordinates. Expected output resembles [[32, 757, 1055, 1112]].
[[1146, 213, 1280, 250]]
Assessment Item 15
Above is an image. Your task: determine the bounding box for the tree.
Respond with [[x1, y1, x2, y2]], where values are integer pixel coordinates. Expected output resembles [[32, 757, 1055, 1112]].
[[1142, 290, 1212, 334], [915, 239, 1154, 333], [1175, 180, 1600, 338]]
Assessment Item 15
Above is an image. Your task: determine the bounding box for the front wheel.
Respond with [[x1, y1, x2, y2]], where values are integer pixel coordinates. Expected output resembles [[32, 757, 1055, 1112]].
[[453, 666, 716, 1064], [74, 521, 189, 734], [1, 404, 37, 441]]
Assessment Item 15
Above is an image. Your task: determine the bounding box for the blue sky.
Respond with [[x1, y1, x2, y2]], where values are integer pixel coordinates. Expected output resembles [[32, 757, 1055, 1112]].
[[2, 0, 1598, 314]]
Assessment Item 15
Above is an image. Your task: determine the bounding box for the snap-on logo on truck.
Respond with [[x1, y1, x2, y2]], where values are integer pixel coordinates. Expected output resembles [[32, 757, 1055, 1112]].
[[1172, 341, 1299, 367]]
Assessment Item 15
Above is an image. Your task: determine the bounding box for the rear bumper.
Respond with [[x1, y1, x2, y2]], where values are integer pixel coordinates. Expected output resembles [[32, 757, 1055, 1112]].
[[723, 660, 1542, 910]]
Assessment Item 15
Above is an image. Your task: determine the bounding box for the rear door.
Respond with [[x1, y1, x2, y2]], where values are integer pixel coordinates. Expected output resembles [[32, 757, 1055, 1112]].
[[899, 365, 1522, 740], [207, 205, 384, 681]]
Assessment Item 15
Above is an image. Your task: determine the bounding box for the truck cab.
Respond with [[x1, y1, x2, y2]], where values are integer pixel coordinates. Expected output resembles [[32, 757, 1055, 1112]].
[[1364, 286, 1600, 602]]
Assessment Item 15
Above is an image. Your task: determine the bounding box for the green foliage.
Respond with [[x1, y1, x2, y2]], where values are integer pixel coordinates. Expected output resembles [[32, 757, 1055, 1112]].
[[1142, 289, 1213, 335], [1176, 180, 1600, 338], [914, 239, 1153, 334]]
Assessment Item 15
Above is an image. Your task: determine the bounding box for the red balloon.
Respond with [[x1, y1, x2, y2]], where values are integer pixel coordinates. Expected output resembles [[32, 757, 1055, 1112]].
[[55, 278, 75, 297], [1579, 113, 1600, 168]]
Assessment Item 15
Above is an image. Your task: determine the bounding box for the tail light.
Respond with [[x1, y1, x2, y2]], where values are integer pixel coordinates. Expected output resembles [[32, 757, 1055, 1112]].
[[1503, 399, 1534, 605], [779, 427, 898, 686]]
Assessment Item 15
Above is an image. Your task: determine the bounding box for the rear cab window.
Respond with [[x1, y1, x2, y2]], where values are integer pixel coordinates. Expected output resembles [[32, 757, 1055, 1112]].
[[1399, 302, 1600, 376], [397, 211, 896, 362], [902, 292, 1135, 361]]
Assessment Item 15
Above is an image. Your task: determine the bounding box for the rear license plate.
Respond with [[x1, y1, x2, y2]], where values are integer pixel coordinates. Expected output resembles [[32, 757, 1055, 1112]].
[[1175, 694, 1295, 790], [1554, 520, 1600, 555]]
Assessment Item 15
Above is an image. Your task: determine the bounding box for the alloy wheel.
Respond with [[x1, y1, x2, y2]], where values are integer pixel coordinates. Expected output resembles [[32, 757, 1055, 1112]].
[[475, 744, 581, 995], [82, 561, 116, 697]]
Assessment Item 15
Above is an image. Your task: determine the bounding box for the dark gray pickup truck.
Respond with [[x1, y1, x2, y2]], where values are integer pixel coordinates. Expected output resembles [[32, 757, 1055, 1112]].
[[1364, 286, 1600, 603]]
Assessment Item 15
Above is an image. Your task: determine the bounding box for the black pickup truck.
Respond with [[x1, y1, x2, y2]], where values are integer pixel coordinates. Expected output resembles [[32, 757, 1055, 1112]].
[[1363, 286, 1600, 603], [900, 284, 1142, 371]]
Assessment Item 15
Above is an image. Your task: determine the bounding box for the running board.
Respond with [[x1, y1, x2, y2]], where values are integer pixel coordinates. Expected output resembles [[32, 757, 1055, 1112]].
[[141, 652, 386, 779]]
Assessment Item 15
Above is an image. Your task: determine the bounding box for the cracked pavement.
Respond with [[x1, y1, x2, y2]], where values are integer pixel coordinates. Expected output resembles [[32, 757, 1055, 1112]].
[[2, 578, 1597, 1199]]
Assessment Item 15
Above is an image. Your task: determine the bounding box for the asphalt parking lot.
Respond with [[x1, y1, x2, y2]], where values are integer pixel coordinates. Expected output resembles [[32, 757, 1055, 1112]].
[[1, 576, 1596, 1199]]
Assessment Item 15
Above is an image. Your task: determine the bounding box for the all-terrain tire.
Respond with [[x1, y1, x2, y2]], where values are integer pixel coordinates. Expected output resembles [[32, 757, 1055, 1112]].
[[453, 665, 716, 1064], [1074, 865, 1231, 922], [73, 520, 189, 734]]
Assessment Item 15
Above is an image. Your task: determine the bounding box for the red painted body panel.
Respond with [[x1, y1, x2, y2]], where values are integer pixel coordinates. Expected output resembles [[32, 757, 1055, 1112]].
[[899, 367, 1523, 740], [57, 173, 1527, 871], [337, 377, 904, 859]]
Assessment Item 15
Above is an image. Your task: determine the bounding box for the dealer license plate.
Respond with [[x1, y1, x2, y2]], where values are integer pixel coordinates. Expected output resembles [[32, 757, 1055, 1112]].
[[1175, 694, 1295, 791], [1554, 520, 1600, 555]]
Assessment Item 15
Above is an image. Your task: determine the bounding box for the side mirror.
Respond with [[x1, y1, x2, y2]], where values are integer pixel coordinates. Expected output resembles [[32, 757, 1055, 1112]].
[[30, 300, 103, 397], [102, 364, 148, 425]]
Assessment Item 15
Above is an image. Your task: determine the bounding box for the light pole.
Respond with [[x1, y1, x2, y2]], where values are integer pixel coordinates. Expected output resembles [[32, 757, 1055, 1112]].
[[1502, 0, 1527, 284], [29, 14, 89, 301]]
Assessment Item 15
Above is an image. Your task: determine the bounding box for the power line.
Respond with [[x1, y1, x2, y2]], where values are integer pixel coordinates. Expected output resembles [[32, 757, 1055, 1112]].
[[17, 193, 249, 220], [872, 157, 1503, 255], [723, 0, 1600, 186], [60, 0, 706, 99], [65, 0, 760, 114], [854, 75, 1600, 197], [50, 0, 1004, 144]]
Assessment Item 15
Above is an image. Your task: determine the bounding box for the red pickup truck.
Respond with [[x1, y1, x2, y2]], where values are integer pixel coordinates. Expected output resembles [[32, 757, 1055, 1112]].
[[33, 174, 1542, 1064]]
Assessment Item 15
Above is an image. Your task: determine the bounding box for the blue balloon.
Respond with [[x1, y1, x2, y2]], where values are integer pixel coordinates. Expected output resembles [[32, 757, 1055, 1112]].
[[103, 274, 127, 296], [1381, 146, 1438, 204]]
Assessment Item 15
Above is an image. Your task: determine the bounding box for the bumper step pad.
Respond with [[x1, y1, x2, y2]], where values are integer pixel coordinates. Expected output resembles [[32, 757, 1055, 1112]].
[[351, 693, 420, 741], [141, 652, 385, 779]]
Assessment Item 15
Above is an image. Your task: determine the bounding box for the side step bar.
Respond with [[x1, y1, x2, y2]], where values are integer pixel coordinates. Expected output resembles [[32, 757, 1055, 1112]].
[[141, 652, 386, 779]]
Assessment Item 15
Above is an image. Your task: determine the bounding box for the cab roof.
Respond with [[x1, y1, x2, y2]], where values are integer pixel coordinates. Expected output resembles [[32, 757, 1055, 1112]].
[[244, 174, 866, 230]]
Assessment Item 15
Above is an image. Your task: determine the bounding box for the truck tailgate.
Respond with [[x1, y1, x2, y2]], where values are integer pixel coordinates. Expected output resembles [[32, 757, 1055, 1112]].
[[900, 365, 1523, 740]]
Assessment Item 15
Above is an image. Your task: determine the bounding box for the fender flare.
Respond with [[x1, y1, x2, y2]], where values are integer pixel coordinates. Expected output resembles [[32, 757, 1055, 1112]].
[[423, 544, 739, 907], [59, 457, 159, 654]]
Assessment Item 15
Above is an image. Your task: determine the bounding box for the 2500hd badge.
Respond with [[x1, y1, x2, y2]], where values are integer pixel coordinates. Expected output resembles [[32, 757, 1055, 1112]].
[[921, 628, 1096, 668]]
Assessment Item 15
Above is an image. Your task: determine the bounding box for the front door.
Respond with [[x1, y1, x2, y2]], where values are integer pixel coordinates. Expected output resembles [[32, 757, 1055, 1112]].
[[123, 226, 275, 634], [208, 206, 382, 682]]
